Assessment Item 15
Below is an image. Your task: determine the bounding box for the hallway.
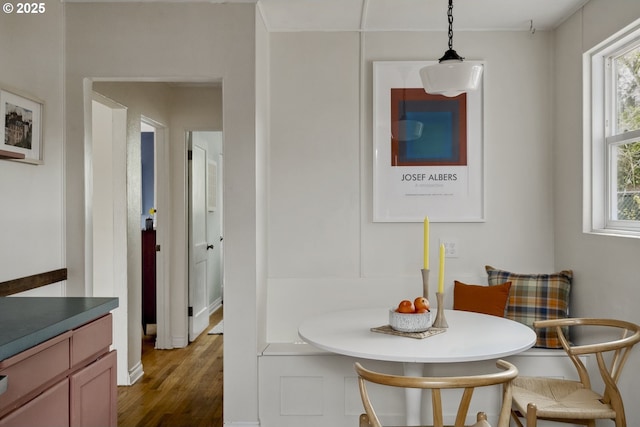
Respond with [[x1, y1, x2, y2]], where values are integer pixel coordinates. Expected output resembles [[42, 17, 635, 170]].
[[117, 309, 223, 427]]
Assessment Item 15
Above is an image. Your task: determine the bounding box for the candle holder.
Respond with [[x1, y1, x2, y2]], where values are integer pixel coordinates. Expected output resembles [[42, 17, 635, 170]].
[[420, 269, 429, 299], [433, 292, 449, 328]]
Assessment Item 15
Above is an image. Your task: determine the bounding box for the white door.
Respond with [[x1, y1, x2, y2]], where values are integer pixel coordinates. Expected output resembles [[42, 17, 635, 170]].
[[188, 136, 210, 341]]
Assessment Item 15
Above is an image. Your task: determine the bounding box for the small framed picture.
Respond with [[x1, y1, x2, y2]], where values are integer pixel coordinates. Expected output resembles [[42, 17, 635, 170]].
[[1, 86, 44, 164]]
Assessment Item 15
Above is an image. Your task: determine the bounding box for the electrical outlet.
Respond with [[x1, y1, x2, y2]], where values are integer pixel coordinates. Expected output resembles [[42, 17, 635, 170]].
[[439, 238, 459, 258]]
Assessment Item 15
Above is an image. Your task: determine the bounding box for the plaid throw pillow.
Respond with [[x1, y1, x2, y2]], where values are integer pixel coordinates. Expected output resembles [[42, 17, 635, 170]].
[[485, 265, 572, 349]]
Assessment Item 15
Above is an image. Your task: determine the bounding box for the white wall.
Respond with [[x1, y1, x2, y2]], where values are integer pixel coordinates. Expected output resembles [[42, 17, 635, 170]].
[[554, 0, 640, 423], [0, 1, 65, 288], [267, 29, 556, 342]]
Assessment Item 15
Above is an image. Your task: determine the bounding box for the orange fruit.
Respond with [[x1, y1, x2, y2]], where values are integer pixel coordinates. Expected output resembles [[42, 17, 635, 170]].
[[397, 300, 415, 313], [415, 307, 428, 313], [414, 297, 430, 311]]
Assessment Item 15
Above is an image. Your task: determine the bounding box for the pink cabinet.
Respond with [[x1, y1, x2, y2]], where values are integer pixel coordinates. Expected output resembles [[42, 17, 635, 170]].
[[0, 314, 116, 427], [0, 379, 69, 427], [0, 333, 70, 416], [70, 351, 117, 427]]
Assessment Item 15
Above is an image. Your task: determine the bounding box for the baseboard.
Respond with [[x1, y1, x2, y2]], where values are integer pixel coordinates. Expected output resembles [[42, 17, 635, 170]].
[[223, 422, 260, 426], [209, 298, 222, 315], [129, 360, 144, 385], [172, 335, 188, 348]]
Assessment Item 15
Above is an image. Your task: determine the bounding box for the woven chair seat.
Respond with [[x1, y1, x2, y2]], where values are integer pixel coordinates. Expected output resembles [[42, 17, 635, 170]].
[[510, 318, 640, 427], [512, 376, 617, 419]]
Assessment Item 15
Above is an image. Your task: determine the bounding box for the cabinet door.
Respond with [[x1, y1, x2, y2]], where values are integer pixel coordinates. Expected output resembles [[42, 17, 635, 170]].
[[70, 350, 117, 427], [0, 379, 69, 427]]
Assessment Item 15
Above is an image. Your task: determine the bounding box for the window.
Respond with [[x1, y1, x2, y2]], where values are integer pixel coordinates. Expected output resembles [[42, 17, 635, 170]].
[[586, 21, 640, 237]]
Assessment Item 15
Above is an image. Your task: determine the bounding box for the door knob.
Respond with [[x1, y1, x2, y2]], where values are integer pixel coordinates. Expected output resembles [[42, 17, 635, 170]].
[[207, 244, 214, 250]]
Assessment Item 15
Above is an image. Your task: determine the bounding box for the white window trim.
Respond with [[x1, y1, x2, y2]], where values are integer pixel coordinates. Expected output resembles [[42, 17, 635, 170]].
[[584, 18, 640, 239]]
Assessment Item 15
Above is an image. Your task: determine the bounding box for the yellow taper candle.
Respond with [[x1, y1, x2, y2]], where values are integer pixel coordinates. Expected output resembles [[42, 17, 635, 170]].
[[438, 243, 445, 293], [423, 217, 429, 269]]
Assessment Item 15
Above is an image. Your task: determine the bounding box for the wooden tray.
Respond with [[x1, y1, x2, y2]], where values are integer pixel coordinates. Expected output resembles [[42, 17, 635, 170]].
[[371, 325, 447, 339]]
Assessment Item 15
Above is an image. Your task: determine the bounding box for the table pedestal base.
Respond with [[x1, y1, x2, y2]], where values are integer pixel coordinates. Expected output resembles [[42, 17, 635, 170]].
[[403, 362, 423, 426]]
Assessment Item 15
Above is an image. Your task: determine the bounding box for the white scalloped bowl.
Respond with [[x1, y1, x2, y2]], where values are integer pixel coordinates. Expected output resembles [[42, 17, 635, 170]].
[[389, 308, 432, 332]]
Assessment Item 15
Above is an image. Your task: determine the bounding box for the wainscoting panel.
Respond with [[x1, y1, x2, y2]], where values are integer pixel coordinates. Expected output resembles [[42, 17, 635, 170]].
[[280, 376, 323, 415]]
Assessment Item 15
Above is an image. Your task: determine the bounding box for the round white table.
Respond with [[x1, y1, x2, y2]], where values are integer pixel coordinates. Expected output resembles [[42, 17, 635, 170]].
[[298, 308, 536, 425]]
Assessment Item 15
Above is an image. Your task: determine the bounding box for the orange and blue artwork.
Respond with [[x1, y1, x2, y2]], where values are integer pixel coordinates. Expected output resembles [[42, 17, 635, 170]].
[[390, 88, 467, 167]]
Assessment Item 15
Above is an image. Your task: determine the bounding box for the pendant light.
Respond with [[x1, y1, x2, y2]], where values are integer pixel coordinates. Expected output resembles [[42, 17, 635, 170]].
[[419, 0, 482, 97]]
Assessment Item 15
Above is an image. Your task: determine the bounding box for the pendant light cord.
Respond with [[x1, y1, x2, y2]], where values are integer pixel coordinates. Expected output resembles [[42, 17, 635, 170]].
[[438, 0, 464, 62], [447, 0, 454, 51]]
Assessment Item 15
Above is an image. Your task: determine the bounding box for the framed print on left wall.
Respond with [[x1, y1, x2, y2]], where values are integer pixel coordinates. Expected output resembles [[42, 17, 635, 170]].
[[1, 86, 43, 164], [372, 61, 484, 222]]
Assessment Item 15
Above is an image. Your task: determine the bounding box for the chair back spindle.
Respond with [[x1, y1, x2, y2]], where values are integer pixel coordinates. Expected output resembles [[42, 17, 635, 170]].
[[356, 359, 518, 427]]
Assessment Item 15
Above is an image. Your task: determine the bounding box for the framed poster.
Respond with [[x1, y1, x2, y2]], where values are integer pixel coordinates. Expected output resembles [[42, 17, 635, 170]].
[[373, 61, 484, 222], [1, 86, 43, 164]]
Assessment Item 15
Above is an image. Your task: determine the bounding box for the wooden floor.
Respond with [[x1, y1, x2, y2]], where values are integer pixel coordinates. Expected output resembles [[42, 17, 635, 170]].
[[118, 309, 224, 427]]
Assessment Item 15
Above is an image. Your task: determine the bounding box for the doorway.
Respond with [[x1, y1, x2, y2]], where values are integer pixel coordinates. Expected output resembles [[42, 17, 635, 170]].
[[88, 80, 222, 385]]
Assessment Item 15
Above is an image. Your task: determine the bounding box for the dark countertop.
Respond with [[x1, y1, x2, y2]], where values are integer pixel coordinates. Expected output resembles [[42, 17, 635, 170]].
[[0, 297, 119, 361]]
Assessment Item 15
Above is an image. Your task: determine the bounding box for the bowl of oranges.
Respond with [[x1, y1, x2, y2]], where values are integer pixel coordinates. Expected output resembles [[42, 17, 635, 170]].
[[389, 297, 432, 332]]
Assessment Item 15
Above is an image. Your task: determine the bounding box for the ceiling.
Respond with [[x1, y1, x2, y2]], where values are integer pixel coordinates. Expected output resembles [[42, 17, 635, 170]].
[[252, 0, 590, 32], [65, 0, 591, 33]]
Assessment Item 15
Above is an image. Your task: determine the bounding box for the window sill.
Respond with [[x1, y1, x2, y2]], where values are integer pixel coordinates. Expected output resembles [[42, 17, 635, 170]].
[[585, 228, 640, 240]]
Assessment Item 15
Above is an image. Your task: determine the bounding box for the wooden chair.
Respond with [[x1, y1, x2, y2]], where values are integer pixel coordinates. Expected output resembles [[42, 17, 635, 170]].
[[510, 318, 640, 427], [355, 359, 518, 427]]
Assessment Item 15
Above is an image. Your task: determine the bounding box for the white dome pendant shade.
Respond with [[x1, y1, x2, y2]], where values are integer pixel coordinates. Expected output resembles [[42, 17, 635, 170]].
[[420, 0, 483, 97], [420, 57, 483, 98]]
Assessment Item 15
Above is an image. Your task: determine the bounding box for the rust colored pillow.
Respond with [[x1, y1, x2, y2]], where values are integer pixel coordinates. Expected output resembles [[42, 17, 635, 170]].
[[453, 280, 512, 317]]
